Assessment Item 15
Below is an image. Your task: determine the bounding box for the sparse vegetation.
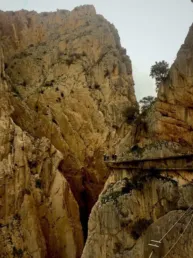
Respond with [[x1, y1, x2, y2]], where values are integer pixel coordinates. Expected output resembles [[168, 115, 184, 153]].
[[150, 60, 169, 91], [101, 171, 178, 206], [124, 106, 139, 123], [139, 96, 155, 113], [35, 179, 42, 189], [101, 191, 123, 204], [13, 247, 23, 257], [101, 178, 143, 204]]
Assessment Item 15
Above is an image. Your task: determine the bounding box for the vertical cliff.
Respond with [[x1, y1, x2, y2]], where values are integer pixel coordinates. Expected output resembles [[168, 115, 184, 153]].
[[83, 23, 193, 258], [134, 24, 193, 149], [0, 5, 137, 257], [0, 46, 83, 257]]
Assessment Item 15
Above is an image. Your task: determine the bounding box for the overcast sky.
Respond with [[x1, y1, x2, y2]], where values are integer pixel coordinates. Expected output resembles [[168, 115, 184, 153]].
[[0, 0, 193, 100]]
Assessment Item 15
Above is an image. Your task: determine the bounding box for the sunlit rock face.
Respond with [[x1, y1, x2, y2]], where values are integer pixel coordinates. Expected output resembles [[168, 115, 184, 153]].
[[0, 5, 137, 258]]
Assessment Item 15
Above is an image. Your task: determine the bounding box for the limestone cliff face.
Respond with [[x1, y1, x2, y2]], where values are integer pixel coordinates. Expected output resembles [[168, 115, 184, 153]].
[[0, 5, 137, 258], [0, 48, 83, 257], [0, 6, 137, 214], [83, 24, 193, 258], [83, 171, 193, 258], [134, 24, 193, 149]]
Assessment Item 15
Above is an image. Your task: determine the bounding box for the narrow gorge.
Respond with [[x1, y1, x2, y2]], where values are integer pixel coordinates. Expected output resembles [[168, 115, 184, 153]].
[[0, 4, 193, 258]]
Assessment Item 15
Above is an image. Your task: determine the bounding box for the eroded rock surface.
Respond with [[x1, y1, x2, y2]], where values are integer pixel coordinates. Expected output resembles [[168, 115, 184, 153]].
[[83, 21, 193, 258], [83, 171, 193, 258], [136, 24, 193, 148], [0, 5, 137, 258], [0, 48, 84, 258], [1, 5, 137, 216]]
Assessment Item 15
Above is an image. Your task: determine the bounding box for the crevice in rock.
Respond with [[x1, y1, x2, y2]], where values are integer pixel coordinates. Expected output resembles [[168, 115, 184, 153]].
[[79, 189, 89, 241], [58, 161, 105, 243]]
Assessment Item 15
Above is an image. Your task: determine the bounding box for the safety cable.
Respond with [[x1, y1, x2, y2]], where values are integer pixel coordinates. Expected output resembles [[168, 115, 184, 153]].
[[160, 205, 193, 242], [148, 204, 193, 258], [162, 213, 193, 258]]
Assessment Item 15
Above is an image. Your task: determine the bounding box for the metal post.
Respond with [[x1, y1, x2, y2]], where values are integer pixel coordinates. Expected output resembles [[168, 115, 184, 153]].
[[149, 250, 154, 258]]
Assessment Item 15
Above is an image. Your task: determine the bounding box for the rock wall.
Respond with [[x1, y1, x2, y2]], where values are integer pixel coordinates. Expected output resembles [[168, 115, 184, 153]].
[[83, 170, 193, 258], [0, 47, 83, 257], [0, 5, 137, 258], [83, 22, 193, 258], [1, 5, 137, 215], [134, 24, 193, 149]]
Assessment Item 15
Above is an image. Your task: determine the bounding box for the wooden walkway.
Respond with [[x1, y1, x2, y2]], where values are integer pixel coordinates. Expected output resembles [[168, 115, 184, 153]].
[[106, 153, 193, 171], [106, 154, 193, 258]]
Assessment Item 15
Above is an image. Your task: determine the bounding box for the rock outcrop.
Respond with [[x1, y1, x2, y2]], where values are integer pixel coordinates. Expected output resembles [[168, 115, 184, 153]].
[[0, 5, 137, 258], [3, 4, 193, 258], [2, 5, 137, 214], [83, 22, 193, 258], [83, 171, 193, 258], [134, 24, 193, 149], [0, 47, 83, 257]]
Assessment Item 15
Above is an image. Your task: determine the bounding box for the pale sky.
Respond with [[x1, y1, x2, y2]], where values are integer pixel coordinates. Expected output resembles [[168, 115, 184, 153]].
[[0, 0, 193, 100]]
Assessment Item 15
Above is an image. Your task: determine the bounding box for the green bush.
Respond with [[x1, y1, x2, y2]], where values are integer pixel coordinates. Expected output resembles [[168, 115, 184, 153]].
[[13, 247, 23, 257], [35, 179, 42, 189], [139, 96, 155, 113], [124, 106, 139, 123], [150, 60, 169, 91], [101, 178, 143, 204]]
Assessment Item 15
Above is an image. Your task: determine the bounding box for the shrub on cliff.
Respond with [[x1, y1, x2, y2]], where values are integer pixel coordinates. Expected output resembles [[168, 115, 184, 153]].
[[125, 106, 139, 123], [139, 96, 155, 113], [150, 60, 169, 91]]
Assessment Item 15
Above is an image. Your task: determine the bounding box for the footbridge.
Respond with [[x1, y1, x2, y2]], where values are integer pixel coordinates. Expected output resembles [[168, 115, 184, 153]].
[[106, 153, 193, 258], [106, 153, 193, 172]]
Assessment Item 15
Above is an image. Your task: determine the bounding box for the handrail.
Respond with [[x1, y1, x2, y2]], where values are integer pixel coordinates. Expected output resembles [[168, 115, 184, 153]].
[[106, 153, 193, 165]]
